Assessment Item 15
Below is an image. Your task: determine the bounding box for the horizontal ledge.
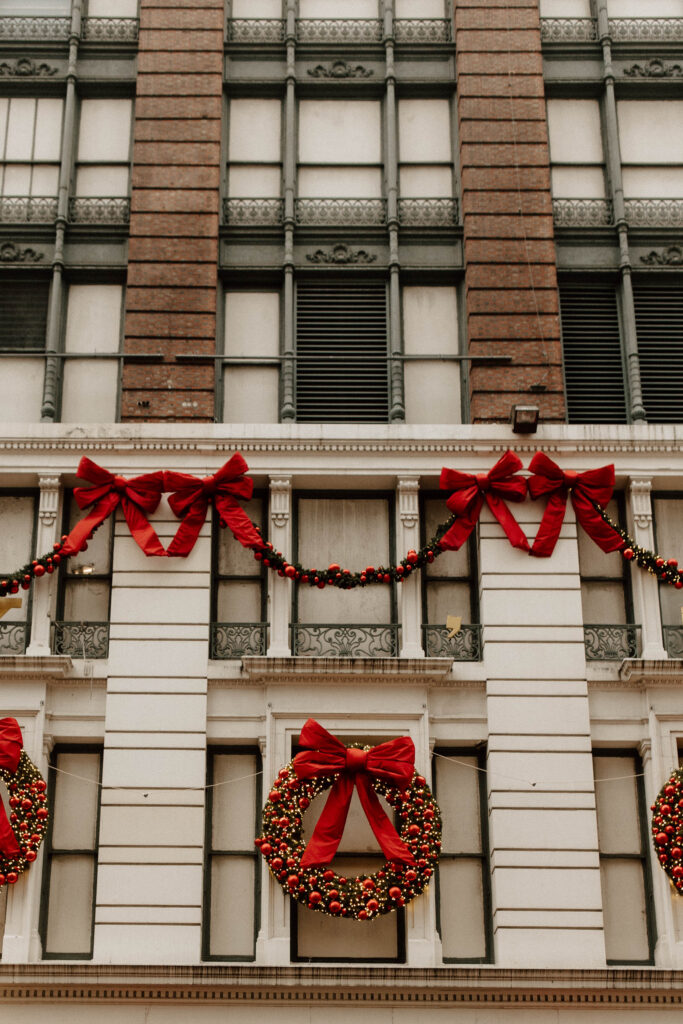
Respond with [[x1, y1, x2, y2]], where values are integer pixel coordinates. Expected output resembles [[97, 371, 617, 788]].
[[240, 655, 453, 683]]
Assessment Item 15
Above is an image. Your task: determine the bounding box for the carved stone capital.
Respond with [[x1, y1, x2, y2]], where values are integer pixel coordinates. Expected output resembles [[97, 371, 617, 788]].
[[38, 476, 61, 528], [398, 476, 420, 528], [628, 476, 653, 531], [269, 476, 292, 528]]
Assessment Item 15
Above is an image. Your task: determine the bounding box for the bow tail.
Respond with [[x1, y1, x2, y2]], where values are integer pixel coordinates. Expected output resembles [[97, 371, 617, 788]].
[[572, 493, 625, 554], [166, 497, 208, 558], [437, 496, 482, 551], [121, 499, 167, 557], [216, 497, 263, 549], [300, 775, 355, 867], [530, 491, 568, 558], [486, 494, 530, 552], [355, 776, 416, 865], [60, 493, 120, 557], [0, 804, 20, 858]]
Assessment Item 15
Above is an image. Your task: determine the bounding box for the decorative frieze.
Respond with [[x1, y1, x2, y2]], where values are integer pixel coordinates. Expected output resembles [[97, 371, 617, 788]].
[[640, 245, 683, 266], [305, 244, 377, 265], [624, 58, 683, 78], [307, 60, 373, 79], [0, 57, 57, 77], [0, 242, 45, 264]]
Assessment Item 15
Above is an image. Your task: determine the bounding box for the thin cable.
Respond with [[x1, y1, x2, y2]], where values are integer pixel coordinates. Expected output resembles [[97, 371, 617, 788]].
[[432, 750, 645, 787], [48, 763, 264, 792]]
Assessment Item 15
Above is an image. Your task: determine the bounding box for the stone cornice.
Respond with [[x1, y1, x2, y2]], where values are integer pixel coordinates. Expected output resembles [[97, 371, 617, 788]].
[[0, 655, 72, 679], [619, 659, 683, 686], [239, 656, 454, 685], [1, 965, 683, 1005]]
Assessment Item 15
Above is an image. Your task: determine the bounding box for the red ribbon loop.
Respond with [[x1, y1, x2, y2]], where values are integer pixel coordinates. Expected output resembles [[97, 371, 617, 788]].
[[164, 453, 262, 558], [0, 718, 23, 858], [438, 450, 530, 553], [60, 457, 166, 558], [527, 452, 624, 558], [293, 719, 416, 868]]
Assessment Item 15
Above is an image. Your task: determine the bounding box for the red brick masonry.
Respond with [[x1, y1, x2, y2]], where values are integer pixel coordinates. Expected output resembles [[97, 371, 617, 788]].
[[122, 0, 223, 422], [455, 0, 566, 423]]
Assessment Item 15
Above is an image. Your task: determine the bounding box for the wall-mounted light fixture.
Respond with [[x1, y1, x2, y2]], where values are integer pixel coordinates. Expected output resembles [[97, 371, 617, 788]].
[[511, 405, 540, 434]]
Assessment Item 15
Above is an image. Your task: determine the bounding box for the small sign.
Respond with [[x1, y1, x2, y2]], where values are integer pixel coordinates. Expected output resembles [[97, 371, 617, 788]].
[[446, 615, 462, 638], [0, 597, 22, 619]]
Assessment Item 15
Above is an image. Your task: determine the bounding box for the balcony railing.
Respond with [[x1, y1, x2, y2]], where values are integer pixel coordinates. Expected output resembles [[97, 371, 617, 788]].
[[540, 18, 597, 42], [422, 624, 482, 661], [295, 197, 386, 226], [0, 196, 58, 223], [211, 623, 267, 659], [0, 16, 138, 41], [68, 197, 130, 224], [52, 621, 109, 659], [584, 624, 641, 661], [664, 627, 683, 660], [394, 19, 451, 43], [553, 198, 614, 227], [0, 622, 27, 655], [398, 197, 459, 227], [624, 198, 683, 228], [296, 19, 383, 43], [226, 18, 285, 43], [223, 198, 284, 226], [292, 624, 399, 658]]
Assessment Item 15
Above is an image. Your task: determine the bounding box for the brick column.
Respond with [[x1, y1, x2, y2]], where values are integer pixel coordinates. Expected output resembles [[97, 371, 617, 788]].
[[121, 0, 223, 422], [455, 0, 566, 424]]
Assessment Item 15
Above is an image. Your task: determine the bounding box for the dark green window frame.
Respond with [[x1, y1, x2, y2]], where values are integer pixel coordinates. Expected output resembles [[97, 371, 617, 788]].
[[433, 745, 492, 964], [39, 743, 103, 960], [210, 493, 268, 658], [593, 748, 656, 966], [0, 488, 39, 651], [202, 745, 262, 962]]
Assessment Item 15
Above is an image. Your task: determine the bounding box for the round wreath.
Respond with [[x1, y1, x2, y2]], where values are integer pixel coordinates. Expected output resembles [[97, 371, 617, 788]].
[[0, 749, 49, 887], [255, 753, 442, 920], [652, 770, 683, 890]]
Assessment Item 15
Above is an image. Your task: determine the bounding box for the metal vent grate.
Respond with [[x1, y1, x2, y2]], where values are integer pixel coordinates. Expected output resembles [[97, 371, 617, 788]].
[[295, 280, 389, 422], [634, 280, 683, 423], [0, 277, 49, 350], [560, 281, 627, 424]]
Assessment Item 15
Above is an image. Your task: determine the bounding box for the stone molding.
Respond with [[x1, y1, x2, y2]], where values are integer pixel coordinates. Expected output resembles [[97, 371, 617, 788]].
[[0, 656, 72, 679], [1, 965, 683, 1005], [240, 656, 453, 685]]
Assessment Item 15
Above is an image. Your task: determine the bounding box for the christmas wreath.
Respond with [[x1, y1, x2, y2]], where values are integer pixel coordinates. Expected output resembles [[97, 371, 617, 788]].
[[0, 718, 49, 887], [255, 720, 441, 920], [652, 770, 683, 890]]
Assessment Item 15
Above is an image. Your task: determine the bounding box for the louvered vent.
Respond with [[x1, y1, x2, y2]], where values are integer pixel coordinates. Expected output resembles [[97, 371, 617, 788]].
[[295, 280, 388, 422], [634, 280, 683, 424], [0, 277, 49, 350], [559, 281, 626, 424]]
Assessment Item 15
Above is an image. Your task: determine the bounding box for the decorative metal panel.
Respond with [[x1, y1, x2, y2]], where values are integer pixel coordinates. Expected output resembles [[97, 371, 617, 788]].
[[0, 17, 70, 39], [394, 19, 451, 43], [422, 624, 481, 661], [559, 281, 627, 424], [633, 281, 683, 423], [223, 198, 284, 226], [0, 277, 50, 349], [583, 625, 641, 660], [292, 624, 398, 658], [52, 621, 109, 659], [664, 627, 683, 659], [297, 19, 383, 43], [211, 623, 267, 659], [398, 198, 458, 227], [0, 623, 27, 655], [0, 197, 58, 223], [227, 19, 285, 43], [295, 198, 386, 226], [625, 199, 683, 228], [609, 18, 683, 41], [68, 197, 130, 224], [540, 18, 598, 42], [553, 198, 614, 227], [295, 279, 389, 422], [82, 17, 139, 42]]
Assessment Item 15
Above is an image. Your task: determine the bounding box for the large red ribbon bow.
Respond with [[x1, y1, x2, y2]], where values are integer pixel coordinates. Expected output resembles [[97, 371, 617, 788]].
[[527, 452, 624, 558], [0, 718, 23, 858], [164, 453, 262, 557], [439, 450, 529, 552], [60, 457, 166, 558], [293, 719, 416, 868]]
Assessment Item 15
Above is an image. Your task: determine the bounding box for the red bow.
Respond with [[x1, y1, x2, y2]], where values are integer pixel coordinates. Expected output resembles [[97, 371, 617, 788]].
[[0, 718, 23, 858], [164, 453, 262, 557], [527, 452, 624, 558], [439, 450, 529, 552], [60, 457, 166, 558], [293, 719, 416, 868]]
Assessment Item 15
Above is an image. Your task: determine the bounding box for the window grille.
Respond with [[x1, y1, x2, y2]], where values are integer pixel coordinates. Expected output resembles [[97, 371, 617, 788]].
[[634, 279, 683, 423], [0, 277, 49, 350], [560, 281, 627, 424]]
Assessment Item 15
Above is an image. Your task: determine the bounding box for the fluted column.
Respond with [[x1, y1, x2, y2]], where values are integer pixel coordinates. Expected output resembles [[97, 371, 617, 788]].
[[267, 476, 292, 656]]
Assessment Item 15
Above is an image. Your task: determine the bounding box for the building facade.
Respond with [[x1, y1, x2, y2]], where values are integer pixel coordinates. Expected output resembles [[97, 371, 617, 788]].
[[0, 0, 683, 1019]]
